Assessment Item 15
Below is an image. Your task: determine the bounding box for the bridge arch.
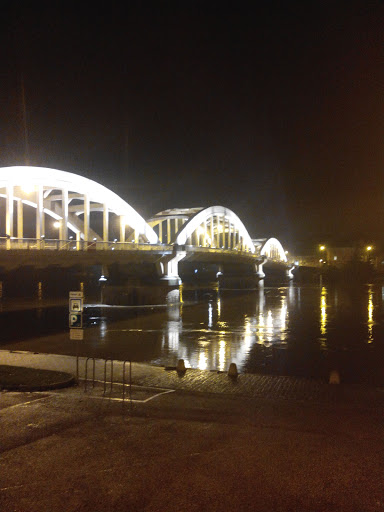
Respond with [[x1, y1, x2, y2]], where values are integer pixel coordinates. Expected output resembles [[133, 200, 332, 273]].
[[0, 166, 158, 245], [174, 206, 255, 252], [260, 237, 287, 262]]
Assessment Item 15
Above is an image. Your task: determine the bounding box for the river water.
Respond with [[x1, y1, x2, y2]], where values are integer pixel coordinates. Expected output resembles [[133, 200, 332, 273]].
[[2, 282, 384, 385]]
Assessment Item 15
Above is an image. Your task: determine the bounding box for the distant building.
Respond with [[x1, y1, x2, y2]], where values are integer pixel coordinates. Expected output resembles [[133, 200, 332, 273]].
[[295, 246, 380, 269]]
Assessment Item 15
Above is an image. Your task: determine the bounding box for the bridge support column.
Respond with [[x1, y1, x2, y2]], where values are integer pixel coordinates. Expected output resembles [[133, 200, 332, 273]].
[[209, 216, 214, 247], [103, 203, 109, 248], [158, 247, 186, 286], [202, 220, 207, 247], [6, 185, 13, 249], [83, 193, 90, 248], [36, 184, 45, 246], [6, 184, 13, 236], [76, 231, 81, 250], [59, 188, 68, 246], [221, 215, 225, 248], [214, 215, 219, 248], [256, 260, 266, 279], [286, 265, 295, 280], [17, 199, 23, 240], [119, 215, 125, 243]]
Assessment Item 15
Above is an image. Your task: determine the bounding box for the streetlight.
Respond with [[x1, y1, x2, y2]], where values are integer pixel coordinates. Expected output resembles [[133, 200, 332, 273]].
[[366, 245, 373, 264], [318, 245, 327, 267]]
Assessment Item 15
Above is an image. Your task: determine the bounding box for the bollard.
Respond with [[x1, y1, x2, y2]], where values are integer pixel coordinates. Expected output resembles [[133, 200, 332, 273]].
[[176, 359, 186, 373], [329, 369, 340, 384], [228, 362, 238, 379]]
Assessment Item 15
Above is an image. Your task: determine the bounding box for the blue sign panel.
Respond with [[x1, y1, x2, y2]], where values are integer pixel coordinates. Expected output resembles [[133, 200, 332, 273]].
[[69, 313, 82, 328]]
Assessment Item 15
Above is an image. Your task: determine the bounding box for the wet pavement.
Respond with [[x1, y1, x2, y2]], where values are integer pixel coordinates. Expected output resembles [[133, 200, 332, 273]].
[[1, 350, 384, 511], [2, 349, 384, 404]]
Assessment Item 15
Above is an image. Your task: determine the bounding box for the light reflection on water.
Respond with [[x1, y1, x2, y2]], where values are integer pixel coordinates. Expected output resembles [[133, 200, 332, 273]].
[[98, 282, 383, 383], [7, 283, 383, 384], [368, 285, 374, 343], [320, 287, 327, 336], [107, 283, 300, 372]]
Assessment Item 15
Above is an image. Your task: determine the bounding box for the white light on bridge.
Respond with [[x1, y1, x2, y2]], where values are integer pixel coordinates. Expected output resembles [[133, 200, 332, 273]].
[[22, 184, 35, 193], [196, 226, 205, 236]]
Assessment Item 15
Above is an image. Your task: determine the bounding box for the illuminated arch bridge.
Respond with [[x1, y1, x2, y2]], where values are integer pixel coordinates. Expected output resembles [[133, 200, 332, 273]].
[[0, 166, 289, 281]]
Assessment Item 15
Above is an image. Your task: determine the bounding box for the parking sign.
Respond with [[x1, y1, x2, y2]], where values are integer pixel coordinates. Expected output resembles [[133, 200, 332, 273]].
[[69, 312, 82, 328]]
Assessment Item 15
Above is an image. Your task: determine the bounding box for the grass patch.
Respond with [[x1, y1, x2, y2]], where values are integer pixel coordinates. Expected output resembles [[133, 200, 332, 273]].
[[0, 365, 75, 391]]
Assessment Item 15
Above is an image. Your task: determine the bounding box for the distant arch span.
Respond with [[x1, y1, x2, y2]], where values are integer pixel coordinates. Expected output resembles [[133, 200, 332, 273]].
[[174, 206, 256, 252], [260, 237, 287, 262]]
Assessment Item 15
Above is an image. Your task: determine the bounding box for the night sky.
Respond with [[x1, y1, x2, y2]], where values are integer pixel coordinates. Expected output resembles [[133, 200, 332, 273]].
[[1, 1, 383, 252]]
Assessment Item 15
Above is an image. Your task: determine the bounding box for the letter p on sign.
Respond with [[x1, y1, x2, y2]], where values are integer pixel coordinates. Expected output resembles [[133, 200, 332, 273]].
[[69, 313, 82, 328]]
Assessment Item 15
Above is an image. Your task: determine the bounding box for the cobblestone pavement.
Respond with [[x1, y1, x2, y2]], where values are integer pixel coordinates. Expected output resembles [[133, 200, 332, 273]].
[[2, 350, 384, 512], [2, 349, 384, 405]]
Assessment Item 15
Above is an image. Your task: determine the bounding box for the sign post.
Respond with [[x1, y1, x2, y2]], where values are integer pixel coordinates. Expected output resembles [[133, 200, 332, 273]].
[[69, 291, 84, 379]]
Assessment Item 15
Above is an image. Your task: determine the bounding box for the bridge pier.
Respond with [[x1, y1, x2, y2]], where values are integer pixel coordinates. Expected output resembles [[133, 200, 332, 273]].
[[158, 247, 186, 286], [255, 261, 265, 279], [286, 265, 296, 280]]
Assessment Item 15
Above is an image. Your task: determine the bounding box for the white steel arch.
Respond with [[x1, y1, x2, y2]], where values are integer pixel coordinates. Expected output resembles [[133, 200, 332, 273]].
[[0, 166, 158, 244], [175, 206, 256, 253], [147, 207, 201, 244], [260, 238, 287, 262]]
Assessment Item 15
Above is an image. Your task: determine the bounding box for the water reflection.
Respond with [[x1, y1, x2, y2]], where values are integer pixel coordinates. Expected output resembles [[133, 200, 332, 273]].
[[218, 338, 226, 371], [79, 284, 384, 382], [367, 285, 374, 343], [320, 287, 327, 336], [157, 286, 295, 371], [280, 292, 289, 341], [8, 282, 384, 384], [100, 318, 107, 339], [198, 350, 208, 370], [155, 284, 383, 374], [208, 302, 213, 328]]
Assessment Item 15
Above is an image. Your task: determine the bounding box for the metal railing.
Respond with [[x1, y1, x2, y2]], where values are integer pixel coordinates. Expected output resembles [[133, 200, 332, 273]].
[[84, 357, 96, 392], [0, 237, 169, 252], [0, 237, 259, 258], [83, 357, 133, 410], [103, 358, 114, 396]]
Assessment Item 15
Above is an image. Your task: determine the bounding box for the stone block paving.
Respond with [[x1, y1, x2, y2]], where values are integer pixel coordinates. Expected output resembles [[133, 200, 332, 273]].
[[2, 350, 384, 406], [135, 367, 384, 405]]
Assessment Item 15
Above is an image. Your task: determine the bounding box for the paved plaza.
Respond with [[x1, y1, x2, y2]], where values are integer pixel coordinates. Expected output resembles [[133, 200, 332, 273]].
[[1, 350, 384, 511]]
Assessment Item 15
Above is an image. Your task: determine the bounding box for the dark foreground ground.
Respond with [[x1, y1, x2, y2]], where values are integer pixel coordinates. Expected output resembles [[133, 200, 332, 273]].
[[1, 351, 384, 512]]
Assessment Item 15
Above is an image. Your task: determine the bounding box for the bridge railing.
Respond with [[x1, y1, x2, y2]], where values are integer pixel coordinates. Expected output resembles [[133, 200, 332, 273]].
[[0, 237, 265, 257], [0, 237, 169, 252]]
